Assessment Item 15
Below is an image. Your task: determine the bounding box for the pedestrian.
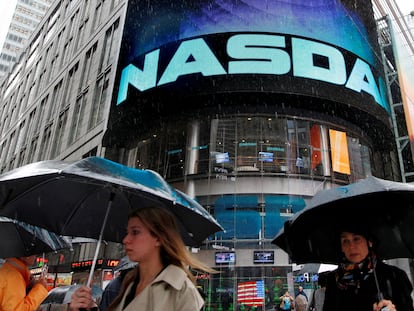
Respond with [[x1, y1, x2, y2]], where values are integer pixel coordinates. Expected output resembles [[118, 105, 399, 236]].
[[295, 292, 307, 311], [69, 205, 215, 311], [295, 285, 308, 311], [279, 291, 294, 311], [99, 256, 137, 311], [296, 285, 308, 301], [0, 255, 48, 311], [323, 227, 414, 311], [308, 272, 327, 311]]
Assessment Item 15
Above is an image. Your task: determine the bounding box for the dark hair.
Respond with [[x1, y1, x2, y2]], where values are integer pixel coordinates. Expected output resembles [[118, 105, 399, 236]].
[[337, 223, 372, 240], [337, 222, 378, 248]]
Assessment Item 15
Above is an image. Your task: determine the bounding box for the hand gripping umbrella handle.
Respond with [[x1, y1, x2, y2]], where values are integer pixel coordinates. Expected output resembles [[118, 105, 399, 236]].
[[86, 192, 115, 288]]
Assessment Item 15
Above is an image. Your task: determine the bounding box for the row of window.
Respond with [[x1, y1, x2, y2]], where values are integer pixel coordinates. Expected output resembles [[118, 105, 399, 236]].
[[6, 33, 24, 45], [0, 65, 10, 72], [0, 53, 17, 62]]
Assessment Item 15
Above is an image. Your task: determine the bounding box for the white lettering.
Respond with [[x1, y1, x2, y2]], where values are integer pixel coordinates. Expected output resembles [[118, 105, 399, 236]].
[[346, 58, 386, 108], [292, 38, 346, 85], [227, 34, 290, 74], [117, 50, 159, 105], [117, 34, 387, 111], [158, 38, 226, 86]]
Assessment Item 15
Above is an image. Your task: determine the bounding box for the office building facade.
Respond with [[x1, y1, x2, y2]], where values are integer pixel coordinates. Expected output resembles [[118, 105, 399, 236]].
[[1, 0, 413, 309], [0, 0, 54, 80]]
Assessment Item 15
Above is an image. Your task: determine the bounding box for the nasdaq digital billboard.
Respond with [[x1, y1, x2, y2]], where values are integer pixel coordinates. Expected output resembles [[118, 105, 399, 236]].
[[108, 0, 391, 143]]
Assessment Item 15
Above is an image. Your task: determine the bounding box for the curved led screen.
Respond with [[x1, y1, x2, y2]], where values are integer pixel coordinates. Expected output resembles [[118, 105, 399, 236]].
[[108, 0, 391, 144]]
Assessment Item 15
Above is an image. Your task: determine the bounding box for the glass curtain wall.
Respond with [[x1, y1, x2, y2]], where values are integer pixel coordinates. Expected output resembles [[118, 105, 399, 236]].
[[132, 115, 372, 182], [129, 115, 374, 311]]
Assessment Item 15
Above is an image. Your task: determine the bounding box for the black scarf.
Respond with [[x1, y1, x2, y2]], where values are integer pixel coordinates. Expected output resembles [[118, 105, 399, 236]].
[[335, 253, 375, 292]]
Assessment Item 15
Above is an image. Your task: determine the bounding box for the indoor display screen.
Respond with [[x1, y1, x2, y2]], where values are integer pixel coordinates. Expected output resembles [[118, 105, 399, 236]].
[[215, 152, 230, 164], [258, 152, 274, 162], [253, 251, 275, 264], [215, 252, 236, 264]]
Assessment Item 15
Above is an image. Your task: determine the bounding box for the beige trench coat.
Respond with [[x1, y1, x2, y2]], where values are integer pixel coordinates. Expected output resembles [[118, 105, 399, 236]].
[[113, 264, 204, 311]]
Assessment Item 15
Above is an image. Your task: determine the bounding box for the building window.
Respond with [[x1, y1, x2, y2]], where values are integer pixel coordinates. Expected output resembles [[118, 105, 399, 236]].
[[80, 44, 97, 90], [92, 0, 103, 31], [27, 136, 39, 163], [99, 19, 119, 72], [62, 62, 79, 110], [35, 95, 49, 134], [43, 43, 53, 83], [47, 80, 63, 122], [69, 93, 88, 143], [51, 109, 68, 157], [89, 74, 109, 129], [34, 58, 43, 97], [16, 120, 27, 156], [17, 147, 26, 167], [0, 141, 8, 172], [61, 10, 78, 67], [40, 125, 53, 158], [6, 130, 16, 161]]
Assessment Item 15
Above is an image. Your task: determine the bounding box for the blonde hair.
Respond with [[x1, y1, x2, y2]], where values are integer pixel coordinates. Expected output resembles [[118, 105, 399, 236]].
[[129, 205, 214, 279]]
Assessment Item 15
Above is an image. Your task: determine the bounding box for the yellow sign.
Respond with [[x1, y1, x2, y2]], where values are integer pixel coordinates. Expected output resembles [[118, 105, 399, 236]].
[[329, 129, 350, 175]]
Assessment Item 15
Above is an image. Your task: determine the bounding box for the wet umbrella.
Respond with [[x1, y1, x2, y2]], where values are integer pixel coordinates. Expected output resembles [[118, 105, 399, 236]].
[[0, 216, 72, 258], [272, 176, 414, 264], [0, 156, 223, 285]]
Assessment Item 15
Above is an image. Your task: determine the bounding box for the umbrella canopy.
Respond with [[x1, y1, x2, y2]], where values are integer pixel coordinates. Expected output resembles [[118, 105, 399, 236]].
[[0, 156, 223, 246], [0, 216, 72, 258], [272, 176, 414, 264], [0, 157, 223, 286]]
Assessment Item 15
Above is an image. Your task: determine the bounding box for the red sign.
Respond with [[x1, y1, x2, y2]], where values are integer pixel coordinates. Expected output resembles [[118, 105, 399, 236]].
[[105, 259, 120, 267], [71, 259, 103, 269]]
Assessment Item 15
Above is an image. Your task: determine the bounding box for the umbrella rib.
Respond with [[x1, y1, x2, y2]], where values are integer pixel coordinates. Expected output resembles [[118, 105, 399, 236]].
[[0, 188, 13, 207], [1, 175, 65, 207]]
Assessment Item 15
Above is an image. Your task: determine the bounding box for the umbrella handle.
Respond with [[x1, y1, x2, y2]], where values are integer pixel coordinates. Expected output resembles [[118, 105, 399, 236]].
[[373, 260, 391, 311], [86, 192, 115, 288], [372, 257, 391, 311]]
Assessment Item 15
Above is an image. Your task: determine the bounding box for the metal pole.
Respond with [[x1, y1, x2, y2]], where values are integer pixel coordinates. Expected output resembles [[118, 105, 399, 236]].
[[86, 192, 115, 288]]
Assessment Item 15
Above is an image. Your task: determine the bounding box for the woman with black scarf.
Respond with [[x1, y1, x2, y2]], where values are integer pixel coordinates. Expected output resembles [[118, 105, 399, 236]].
[[323, 229, 413, 311]]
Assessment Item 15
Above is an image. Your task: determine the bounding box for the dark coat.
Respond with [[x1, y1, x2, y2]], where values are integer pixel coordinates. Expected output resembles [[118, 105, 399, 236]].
[[323, 261, 413, 311], [100, 268, 134, 311]]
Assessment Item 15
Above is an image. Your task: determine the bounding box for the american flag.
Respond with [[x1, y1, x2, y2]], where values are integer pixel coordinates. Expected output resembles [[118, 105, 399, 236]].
[[237, 280, 265, 307]]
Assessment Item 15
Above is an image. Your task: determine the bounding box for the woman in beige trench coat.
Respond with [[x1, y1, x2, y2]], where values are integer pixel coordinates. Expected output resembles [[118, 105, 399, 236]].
[[69, 206, 214, 311]]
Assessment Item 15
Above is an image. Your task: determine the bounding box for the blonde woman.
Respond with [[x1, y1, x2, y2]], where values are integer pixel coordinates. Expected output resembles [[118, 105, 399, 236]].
[[70, 206, 214, 311]]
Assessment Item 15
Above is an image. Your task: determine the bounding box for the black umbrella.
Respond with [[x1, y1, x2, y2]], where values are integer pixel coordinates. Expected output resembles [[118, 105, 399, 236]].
[[0, 216, 72, 258], [272, 176, 414, 264], [0, 156, 223, 285]]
